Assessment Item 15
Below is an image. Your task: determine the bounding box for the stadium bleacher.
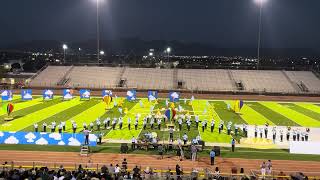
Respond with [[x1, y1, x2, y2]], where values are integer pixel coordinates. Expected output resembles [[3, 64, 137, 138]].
[[29, 66, 72, 87], [65, 66, 123, 89], [285, 71, 320, 93], [122, 68, 175, 90], [177, 69, 236, 91], [230, 70, 297, 93], [28, 66, 320, 94]]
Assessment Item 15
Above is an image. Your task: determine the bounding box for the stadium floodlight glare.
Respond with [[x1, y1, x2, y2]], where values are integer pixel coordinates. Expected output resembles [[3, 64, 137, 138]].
[[149, 52, 154, 56], [100, 50, 105, 55], [62, 44, 68, 63], [166, 47, 171, 53], [255, 0, 267, 5], [165, 47, 171, 63], [62, 44, 68, 50]]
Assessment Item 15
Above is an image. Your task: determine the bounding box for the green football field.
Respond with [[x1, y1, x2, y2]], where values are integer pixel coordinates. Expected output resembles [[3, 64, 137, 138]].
[[1, 96, 320, 143]]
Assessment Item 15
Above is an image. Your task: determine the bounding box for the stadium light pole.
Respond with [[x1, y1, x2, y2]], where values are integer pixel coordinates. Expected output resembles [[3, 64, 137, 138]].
[[166, 47, 171, 63], [96, 0, 101, 65], [62, 44, 68, 64], [255, 0, 266, 70]]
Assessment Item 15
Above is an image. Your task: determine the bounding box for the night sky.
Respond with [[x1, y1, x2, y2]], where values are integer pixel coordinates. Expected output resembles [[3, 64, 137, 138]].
[[1, 0, 320, 49]]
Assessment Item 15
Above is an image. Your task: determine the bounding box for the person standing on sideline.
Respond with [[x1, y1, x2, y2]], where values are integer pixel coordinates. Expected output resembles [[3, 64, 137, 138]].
[[191, 145, 197, 161], [131, 136, 136, 150], [231, 138, 236, 152], [280, 129, 283, 142], [34, 123, 38, 132], [158, 144, 164, 159], [210, 149, 216, 165], [83, 128, 90, 145]]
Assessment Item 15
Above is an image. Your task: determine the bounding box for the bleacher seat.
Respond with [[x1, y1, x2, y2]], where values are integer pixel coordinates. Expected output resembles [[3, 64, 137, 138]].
[[29, 66, 71, 87]]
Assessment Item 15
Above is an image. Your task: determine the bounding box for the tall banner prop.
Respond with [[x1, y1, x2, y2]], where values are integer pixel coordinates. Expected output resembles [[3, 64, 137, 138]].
[[63, 89, 73, 100], [169, 92, 180, 102], [148, 91, 158, 101], [234, 100, 244, 113], [1, 90, 13, 101], [126, 90, 136, 101], [80, 89, 91, 100], [43, 89, 54, 100], [7, 103, 14, 116], [21, 89, 32, 100], [165, 108, 176, 121]]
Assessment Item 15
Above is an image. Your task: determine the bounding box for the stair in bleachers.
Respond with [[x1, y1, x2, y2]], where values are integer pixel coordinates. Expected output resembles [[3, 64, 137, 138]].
[[297, 81, 309, 92], [173, 68, 178, 89], [282, 70, 302, 93], [117, 67, 127, 87], [235, 81, 245, 90], [227, 70, 239, 90], [57, 66, 74, 86]]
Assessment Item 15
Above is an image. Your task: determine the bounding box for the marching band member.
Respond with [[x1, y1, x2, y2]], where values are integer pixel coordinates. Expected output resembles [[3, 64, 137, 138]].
[[34, 123, 38, 132], [127, 117, 131, 130]]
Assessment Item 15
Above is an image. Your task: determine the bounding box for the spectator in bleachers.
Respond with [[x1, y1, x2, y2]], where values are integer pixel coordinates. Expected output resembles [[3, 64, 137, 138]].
[[213, 167, 221, 179], [176, 164, 183, 180], [231, 138, 236, 152], [122, 158, 128, 170]]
